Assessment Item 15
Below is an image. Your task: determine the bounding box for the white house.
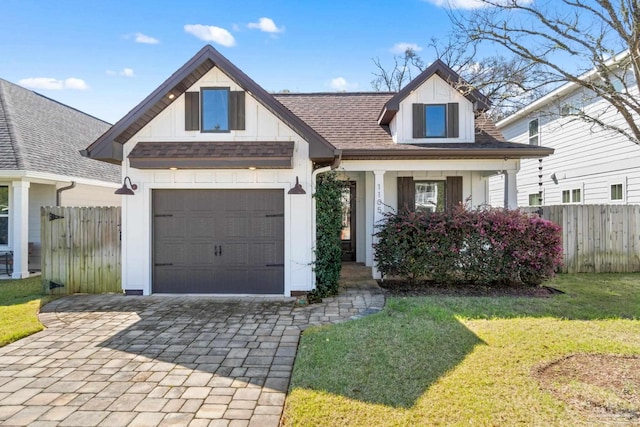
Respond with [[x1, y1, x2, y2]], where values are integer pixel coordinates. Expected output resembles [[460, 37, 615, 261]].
[[0, 79, 121, 278], [83, 45, 552, 296], [489, 53, 640, 207]]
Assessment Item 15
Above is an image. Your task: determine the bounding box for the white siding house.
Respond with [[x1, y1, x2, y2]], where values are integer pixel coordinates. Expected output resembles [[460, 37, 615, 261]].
[[84, 45, 552, 296], [489, 56, 640, 207]]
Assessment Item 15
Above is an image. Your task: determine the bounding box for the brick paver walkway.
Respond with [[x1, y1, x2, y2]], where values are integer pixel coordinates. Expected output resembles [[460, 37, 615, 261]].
[[0, 264, 384, 426]]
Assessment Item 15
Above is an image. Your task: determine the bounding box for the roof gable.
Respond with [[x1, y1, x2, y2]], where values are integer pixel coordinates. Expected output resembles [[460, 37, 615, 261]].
[[84, 45, 338, 164], [0, 78, 119, 183], [378, 59, 491, 125]]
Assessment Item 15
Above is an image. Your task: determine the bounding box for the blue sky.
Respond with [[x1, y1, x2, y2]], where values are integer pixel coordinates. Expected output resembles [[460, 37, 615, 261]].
[[1, 0, 496, 123]]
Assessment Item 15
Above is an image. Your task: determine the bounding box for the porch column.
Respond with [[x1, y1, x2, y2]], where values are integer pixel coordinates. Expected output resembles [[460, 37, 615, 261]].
[[504, 170, 518, 209], [11, 180, 30, 279], [372, 170, 385, 279]]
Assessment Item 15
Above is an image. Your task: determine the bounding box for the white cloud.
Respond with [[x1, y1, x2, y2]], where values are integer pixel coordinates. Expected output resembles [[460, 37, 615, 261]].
[[329, 77, 358, 91], [134, 32, 159, 44], [18, 77, 89, 91], [106, 68, 135, 77], [184, 24, 236, 47], [247, 17, 284, 33], [391, 42, 423, 54], [63, 78, 89, 90], [423, 0, 532, 9]]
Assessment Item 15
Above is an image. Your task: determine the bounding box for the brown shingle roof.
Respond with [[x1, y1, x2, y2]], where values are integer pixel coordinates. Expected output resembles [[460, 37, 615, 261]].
[[275, 93, 394, 151], [276, 92, 553, 159]]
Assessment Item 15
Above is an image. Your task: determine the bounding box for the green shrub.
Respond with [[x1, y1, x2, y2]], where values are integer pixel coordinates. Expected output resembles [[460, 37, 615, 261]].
[[313, 172, 345, 297], [374, 205, 562, 285]]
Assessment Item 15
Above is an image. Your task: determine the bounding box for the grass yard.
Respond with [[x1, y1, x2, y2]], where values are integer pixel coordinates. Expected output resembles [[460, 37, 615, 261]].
[[0, 276, 57, 347], [283, 273, 640, 426]]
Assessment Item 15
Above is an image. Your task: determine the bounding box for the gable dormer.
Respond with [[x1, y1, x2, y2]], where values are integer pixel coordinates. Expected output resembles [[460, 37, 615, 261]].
[[83, 45, 338, 165], [378, 59, 490, 144]]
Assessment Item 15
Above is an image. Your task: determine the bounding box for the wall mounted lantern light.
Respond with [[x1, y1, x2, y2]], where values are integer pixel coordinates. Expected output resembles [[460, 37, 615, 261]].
[[287, 176, 306, 194], [115, 176, 138, 195]]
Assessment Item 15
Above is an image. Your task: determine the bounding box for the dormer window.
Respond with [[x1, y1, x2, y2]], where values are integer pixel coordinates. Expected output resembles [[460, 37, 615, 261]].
[[413, 103, 459, 139], [184, 88, 245, 132]]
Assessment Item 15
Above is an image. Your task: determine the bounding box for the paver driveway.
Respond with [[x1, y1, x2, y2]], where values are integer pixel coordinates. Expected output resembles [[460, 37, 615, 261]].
[[0, 273, 384, 426]]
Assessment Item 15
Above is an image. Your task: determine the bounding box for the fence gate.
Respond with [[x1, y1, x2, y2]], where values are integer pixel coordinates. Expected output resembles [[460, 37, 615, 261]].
[[41, 206, 121, 295]]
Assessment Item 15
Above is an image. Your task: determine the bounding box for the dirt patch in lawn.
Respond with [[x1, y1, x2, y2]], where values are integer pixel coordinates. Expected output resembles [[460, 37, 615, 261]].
[[534, 354, 640, 425], [378, 279, 558, 298]]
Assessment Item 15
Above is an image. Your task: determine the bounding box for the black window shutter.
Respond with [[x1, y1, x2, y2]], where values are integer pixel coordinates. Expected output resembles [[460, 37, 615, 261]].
[[447, 103, 459, 138], [397, 177, 416, 213], [229, 91, 246, 130], [446, 176, 463, 210], [412, 104, 426, 138], [185, 92, 200, 131]]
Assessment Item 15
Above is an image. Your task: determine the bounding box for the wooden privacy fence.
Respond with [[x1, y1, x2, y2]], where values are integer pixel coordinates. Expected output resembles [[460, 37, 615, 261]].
[[41, 206, 121, 295], [522, 205, 640, 274]]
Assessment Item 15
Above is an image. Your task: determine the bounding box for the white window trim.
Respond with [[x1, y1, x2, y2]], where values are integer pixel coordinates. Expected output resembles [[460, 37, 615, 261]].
[[528, 117, 540, 146], [560, 183, 584, 205], [608, 177, 627, 203]]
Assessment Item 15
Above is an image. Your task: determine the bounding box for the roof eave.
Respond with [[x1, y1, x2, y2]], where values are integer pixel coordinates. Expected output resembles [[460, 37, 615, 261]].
[[497, 50, 632, 129], [378, 60, 491, 125], [340, 146, 554, 160]]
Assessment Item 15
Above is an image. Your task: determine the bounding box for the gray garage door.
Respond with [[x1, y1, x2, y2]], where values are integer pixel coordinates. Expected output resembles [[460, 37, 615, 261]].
[[152, 189, 284, 294]]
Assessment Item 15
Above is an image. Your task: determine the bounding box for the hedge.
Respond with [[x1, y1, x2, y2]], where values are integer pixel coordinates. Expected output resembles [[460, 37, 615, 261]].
[[374, 205, 563, 286]]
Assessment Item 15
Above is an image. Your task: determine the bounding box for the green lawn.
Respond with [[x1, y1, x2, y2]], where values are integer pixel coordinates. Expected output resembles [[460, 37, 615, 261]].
[[0, 276, 57, 347], [283, 273, 640, 426]]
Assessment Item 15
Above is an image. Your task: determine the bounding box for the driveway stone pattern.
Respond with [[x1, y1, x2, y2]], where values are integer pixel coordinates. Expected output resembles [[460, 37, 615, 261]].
[[0, 271, 384, 426]]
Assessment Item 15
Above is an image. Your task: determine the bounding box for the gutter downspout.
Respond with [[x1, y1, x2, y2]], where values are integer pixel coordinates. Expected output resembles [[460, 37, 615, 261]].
[[56, 182, 76, 206], [310, 150, 341, 289]]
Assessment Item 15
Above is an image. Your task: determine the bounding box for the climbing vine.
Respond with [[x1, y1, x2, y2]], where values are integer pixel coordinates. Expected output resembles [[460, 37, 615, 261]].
[[313, 171, 345, 298]]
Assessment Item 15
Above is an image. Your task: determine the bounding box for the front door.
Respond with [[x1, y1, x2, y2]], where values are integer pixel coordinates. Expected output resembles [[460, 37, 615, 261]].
[[341, 182, 356, 261]]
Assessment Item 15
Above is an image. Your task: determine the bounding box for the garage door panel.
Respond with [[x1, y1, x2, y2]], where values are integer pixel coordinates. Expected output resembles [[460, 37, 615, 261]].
[[188, 216, 216, 239], [154, 241, 187, 265], [153, 189, 284, 294], [154, 215, 187, 239], [187, 242, 215, 264]]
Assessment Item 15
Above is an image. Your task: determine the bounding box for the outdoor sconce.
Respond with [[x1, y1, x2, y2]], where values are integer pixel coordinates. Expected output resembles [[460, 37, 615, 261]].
[[288, 176, 306, 194], [115, 176, 138, 195]]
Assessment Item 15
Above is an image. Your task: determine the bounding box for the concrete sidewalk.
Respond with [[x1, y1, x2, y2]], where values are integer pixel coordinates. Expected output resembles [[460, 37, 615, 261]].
[[0, 263, 384, 426]]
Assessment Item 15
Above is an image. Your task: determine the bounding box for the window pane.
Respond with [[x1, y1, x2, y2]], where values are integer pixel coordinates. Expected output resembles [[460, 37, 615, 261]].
[[529, 119, 539, 145], [0, 186, 7, 245], [562, 190, 570, 203], [341, 186, 351, 241], [0, 217, 6, 245], [529, 119, 539, 137], [528, 193, 541, 206], [611, 184, 623, 200], [425, 105, 446, 137], [415, 181, 445, 212], [572, 189, 581, 202], [0, 186, 7, 208], [202, 88, 229, 131]]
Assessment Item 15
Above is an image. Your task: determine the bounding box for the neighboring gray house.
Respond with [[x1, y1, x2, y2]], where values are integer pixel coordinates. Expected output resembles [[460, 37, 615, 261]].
[[0, 78, 121, 278]]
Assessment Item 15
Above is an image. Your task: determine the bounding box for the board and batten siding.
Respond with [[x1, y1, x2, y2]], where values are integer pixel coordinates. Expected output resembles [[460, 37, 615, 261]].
[[391, 74, 475, 144], [120, 65, 313, 296], [489, 82, 640, 207]]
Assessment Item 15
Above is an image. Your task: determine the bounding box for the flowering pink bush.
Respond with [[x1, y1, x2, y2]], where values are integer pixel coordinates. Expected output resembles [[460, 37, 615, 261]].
[[374, 205, 563, 286]]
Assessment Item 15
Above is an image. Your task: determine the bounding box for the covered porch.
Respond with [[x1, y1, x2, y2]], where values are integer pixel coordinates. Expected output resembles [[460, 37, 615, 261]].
[[334, 158, 520, 279]]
